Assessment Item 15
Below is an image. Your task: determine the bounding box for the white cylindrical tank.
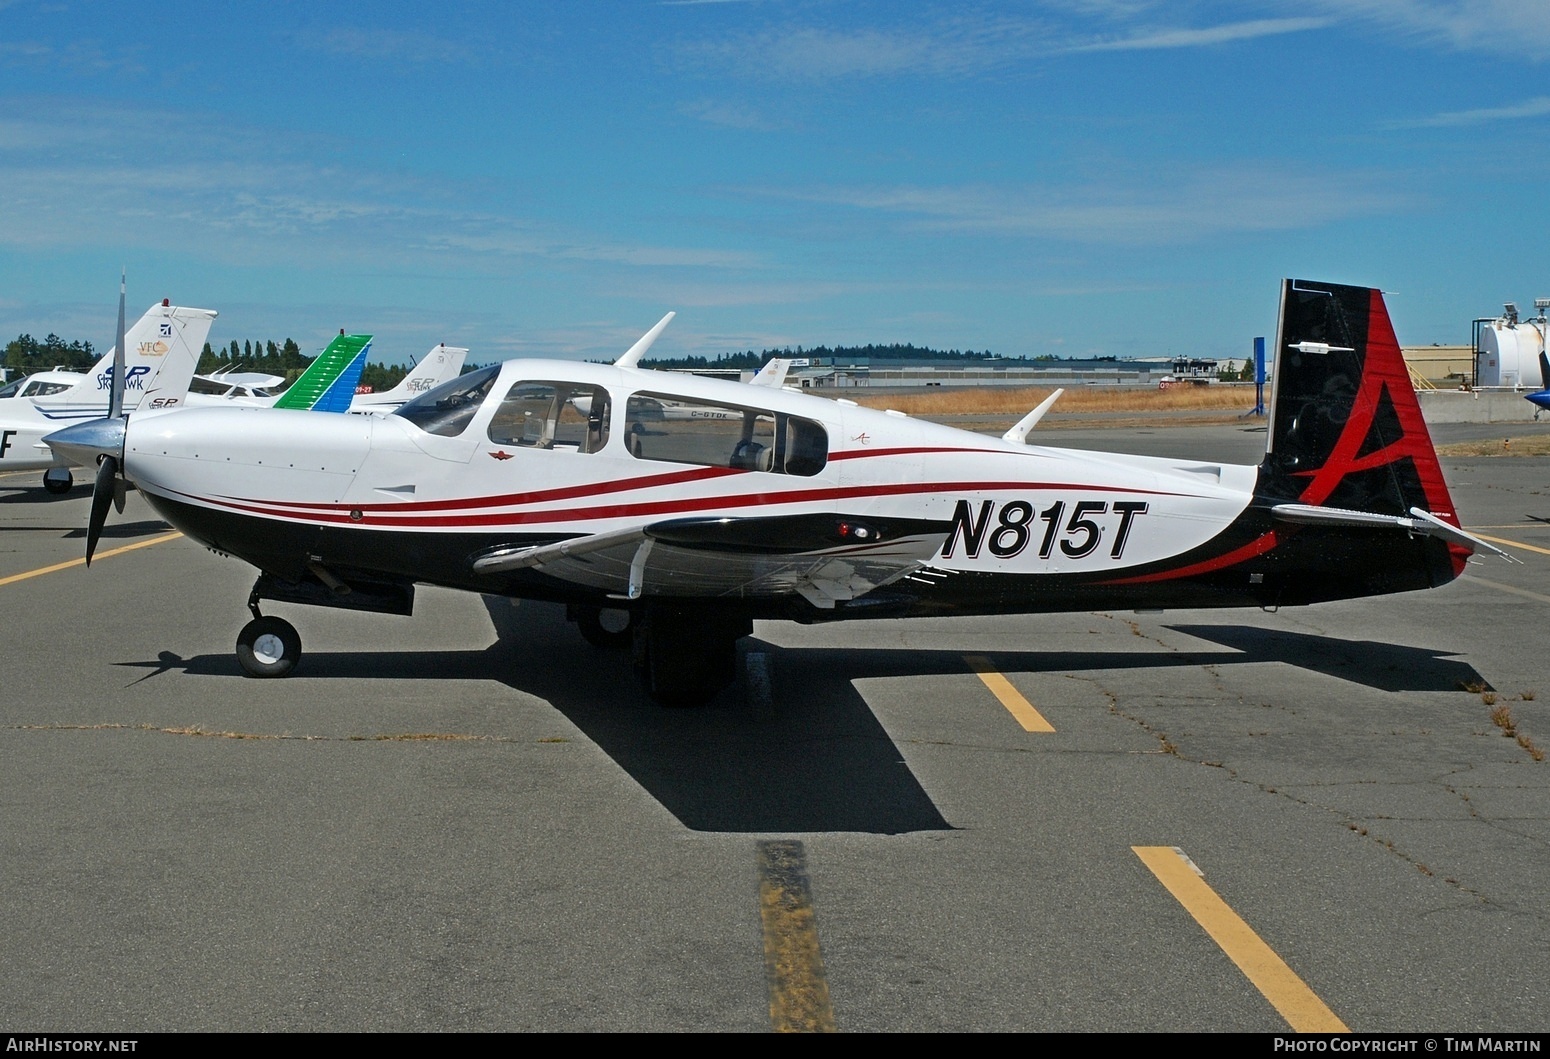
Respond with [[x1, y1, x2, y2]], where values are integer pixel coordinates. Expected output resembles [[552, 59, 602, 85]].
[[1477, 319, 1547, 387]]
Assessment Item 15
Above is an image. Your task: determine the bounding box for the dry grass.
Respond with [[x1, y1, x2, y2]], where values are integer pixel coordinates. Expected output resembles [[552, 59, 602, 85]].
[[1435, 435, 1550, 457], [1489, 704, 1545, 760], [851, 384, 1252, 417]]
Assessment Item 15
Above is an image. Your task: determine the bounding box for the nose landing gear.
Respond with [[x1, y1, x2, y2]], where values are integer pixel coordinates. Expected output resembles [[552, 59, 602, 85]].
[[236, 613, 302, 678]]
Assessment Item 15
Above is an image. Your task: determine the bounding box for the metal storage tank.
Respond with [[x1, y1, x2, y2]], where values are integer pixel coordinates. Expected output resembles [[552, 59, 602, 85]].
[[1475, 302, 1548, 387]]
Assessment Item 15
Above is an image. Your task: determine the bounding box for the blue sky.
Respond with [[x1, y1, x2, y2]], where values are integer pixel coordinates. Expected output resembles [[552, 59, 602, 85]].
[[1, 1, 1546, 368]]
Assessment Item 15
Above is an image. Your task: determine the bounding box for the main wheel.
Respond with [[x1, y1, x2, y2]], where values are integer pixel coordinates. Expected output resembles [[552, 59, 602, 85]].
[[635, 604, 747, 707], [236, 616, 302, 678], [42, 469, 73, 495], [573, 605, 634, 649]]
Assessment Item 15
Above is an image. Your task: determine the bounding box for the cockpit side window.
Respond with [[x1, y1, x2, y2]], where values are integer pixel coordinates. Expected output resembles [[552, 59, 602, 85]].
[[623, 392, 827, 475], [487, 382, 611, 453], [393, 364, 500, 437], [17, 380, 72, 398]]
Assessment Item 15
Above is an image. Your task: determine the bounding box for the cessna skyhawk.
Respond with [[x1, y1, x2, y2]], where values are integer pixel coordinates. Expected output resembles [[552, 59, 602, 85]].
[[0, 295, 215, 493], [47, 279, 1505, 704]]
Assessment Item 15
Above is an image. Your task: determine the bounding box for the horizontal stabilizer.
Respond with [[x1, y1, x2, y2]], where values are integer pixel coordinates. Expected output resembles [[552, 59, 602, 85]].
[[1270, 503, 1519, 562]]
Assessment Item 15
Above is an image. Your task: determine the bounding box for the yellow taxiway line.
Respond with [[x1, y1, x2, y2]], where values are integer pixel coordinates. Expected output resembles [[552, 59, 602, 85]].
[[0, 532, 183, 588], [964, 655, 1055, 732], [1133, 846, 1347, 1032], [1468, 532, 1550, 558]]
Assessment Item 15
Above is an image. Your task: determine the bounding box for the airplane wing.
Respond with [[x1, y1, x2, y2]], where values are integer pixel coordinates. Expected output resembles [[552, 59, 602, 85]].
[[470, 512, 949, 608]]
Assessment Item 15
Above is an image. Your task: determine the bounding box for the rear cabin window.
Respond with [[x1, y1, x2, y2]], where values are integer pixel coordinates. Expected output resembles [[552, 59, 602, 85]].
[[394, 364, 500, 437], [487, 382, 610, 453], [623, 393, 827, 476]]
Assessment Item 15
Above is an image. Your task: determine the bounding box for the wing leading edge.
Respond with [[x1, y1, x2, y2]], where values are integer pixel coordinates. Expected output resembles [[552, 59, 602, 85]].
[[471, 512, 949, 608]]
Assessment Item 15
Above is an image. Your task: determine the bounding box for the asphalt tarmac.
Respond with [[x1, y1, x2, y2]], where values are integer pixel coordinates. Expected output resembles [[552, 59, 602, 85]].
[[1, 421, 1547, 1032]]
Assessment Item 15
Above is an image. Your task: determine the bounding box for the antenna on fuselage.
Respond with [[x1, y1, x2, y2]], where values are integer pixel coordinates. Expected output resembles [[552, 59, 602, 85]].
[[614, 312, 676, 369]]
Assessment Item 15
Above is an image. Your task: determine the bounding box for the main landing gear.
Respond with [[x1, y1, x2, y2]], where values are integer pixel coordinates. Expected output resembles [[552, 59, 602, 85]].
[[569, 602, 751, 707]]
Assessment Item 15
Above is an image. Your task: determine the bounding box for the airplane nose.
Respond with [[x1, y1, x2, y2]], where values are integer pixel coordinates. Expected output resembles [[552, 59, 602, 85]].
[[44, 416, 127, 469]]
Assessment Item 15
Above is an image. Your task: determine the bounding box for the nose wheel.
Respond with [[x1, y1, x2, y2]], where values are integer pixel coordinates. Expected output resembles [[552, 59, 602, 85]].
[[236, 615, 302, 678]]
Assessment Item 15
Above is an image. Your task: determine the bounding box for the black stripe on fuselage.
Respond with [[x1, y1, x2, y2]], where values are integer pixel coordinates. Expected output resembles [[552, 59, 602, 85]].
[[142, 489, 1457, 622]]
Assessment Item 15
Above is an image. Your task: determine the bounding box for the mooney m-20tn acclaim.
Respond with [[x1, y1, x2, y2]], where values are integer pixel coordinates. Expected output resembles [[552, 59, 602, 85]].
[[47, 279, 1507, 704]]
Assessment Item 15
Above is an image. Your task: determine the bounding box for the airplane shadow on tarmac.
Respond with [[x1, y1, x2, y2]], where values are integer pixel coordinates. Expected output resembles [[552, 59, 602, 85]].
[[112, 598, 1491, 836]]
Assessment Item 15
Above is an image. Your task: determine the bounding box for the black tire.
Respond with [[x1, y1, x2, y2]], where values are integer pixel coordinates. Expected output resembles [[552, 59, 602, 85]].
[[637, 605, 744, 707], [42, 470, 73, 495], [574, 605, 633, 649], [236, 616, 302, 678]]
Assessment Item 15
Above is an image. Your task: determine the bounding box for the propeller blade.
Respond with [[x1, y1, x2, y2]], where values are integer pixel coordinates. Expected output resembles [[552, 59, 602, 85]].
[[109, 271, 126, 421], [86, 454, 119, 566]]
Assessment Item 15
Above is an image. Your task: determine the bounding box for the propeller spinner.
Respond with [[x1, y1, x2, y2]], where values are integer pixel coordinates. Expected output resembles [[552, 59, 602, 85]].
[[44, 273, 131, 565]]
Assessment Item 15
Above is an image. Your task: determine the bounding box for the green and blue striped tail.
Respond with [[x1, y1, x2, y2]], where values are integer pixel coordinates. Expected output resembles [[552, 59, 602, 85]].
[[273, 333, 373, 412]]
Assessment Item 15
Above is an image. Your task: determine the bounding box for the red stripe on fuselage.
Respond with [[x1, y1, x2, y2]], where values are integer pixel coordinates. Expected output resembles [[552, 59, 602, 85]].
[[209, 464, 739, 514], [1099, 530, 1281, 585], [168, 478, 1203, 530]]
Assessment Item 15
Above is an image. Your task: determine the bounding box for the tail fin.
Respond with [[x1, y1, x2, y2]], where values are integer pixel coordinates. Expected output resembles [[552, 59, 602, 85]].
[[749, 358, 792, 388], [1260, 279, 1459, 526], [272, 333, 372, 412], [351, 343, 467, 408], [1539, 350, 1550, 391], [51, 301, 217, 415]]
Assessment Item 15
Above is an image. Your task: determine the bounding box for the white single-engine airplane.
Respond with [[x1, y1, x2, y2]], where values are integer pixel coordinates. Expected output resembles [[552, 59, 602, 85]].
[[348, 343, 469, 414], [0, 294, 216, 492], [47, 279, 1509, 704]]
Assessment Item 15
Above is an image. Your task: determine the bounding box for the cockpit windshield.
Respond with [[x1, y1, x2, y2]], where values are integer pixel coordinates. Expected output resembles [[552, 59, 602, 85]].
[[393, 364, 500, 437]]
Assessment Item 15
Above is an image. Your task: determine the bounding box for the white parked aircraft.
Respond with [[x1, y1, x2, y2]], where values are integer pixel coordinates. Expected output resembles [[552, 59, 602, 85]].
[[0, 297, 216, 492], [348, 344, 469, 414], [48, 279, 1509, 704], [183, 332, 373, 413], [184, 340, 467, 415], [189, 370, 287, 401]]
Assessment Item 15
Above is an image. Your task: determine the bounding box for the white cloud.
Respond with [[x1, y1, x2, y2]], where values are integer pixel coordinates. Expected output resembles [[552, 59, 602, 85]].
[[1312, 0, 1550, 53], [677, 17, 1050, 81], [1394, 95, 1550, 127], [679, 99, 780, 130], [0, 100, 758, 276], [295, 26, 467, 64], [1066, 17, 1332, 52], [755, 166, 1409, 244]]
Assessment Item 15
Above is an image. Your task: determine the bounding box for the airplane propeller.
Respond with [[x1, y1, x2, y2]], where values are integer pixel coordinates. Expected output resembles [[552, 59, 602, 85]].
[[45, 273, 132, 565]]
